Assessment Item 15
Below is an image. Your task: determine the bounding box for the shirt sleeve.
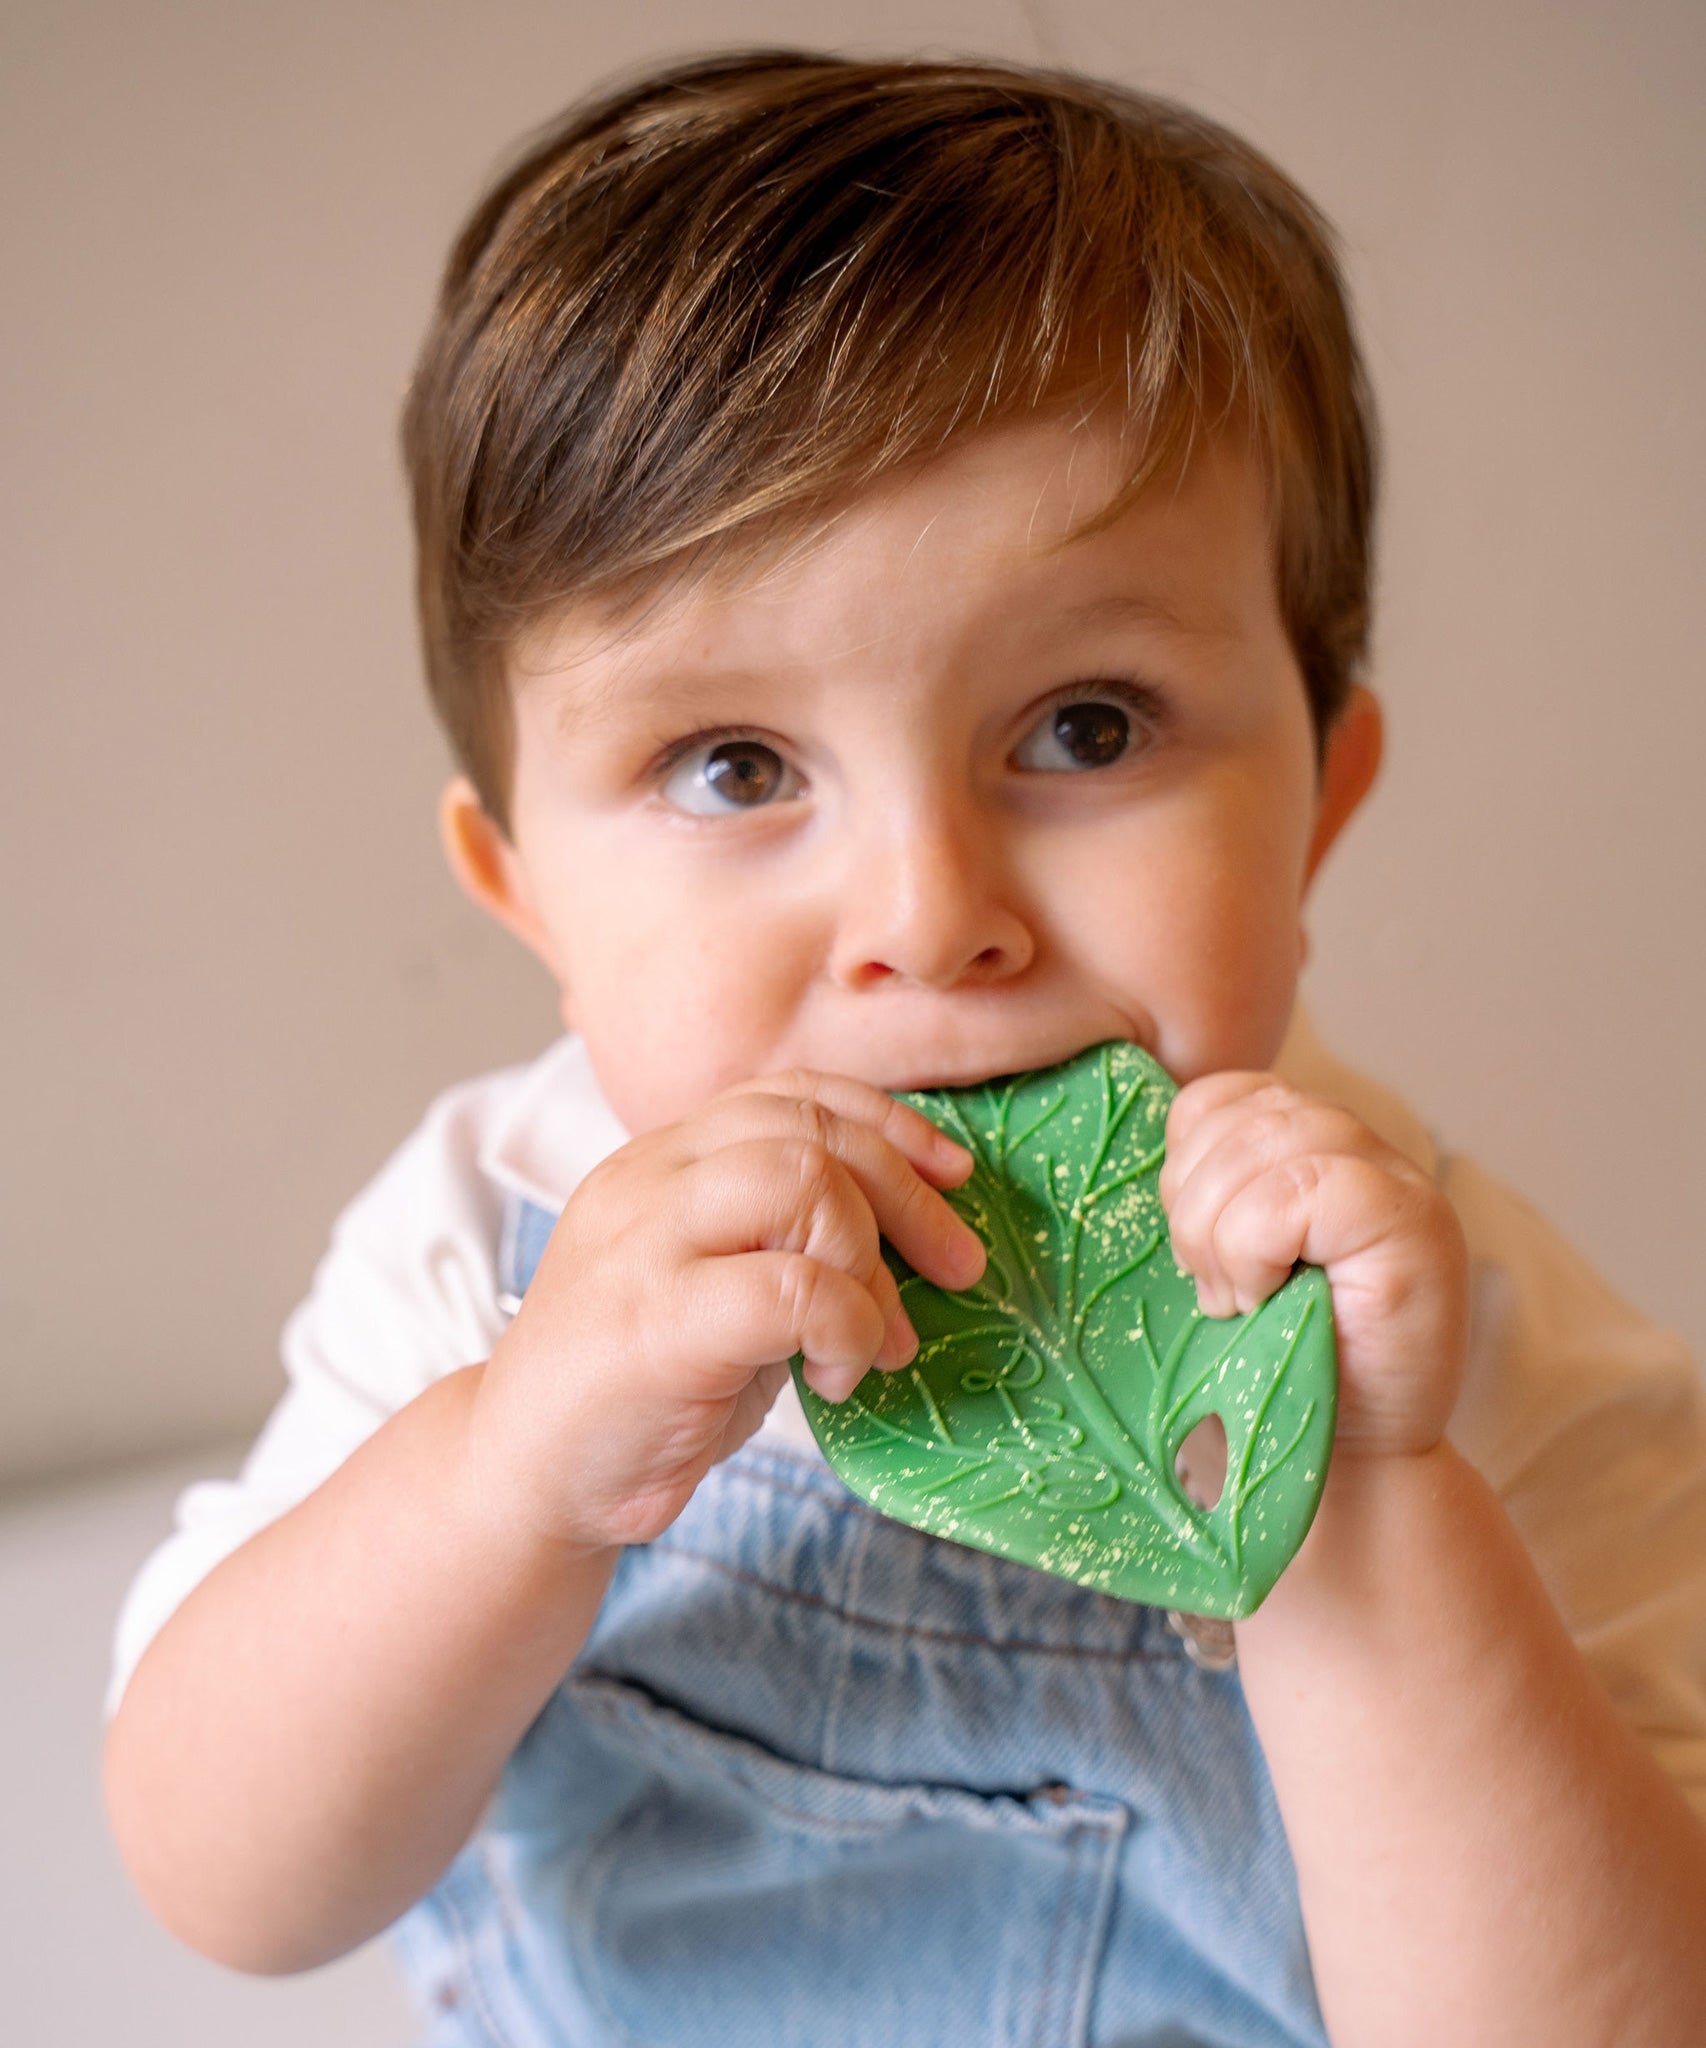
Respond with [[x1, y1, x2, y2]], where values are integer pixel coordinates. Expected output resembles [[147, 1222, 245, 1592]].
[[1442, 1153, 1706, 1822], [106, 1068, 518, 1715]]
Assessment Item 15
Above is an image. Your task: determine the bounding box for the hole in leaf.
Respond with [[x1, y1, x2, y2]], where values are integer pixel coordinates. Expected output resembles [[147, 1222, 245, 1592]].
[[1175, 1415, 1228, 1509]]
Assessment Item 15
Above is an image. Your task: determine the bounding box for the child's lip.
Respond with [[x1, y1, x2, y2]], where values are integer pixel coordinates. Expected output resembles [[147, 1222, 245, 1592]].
[[884, 1037, 1141, 1093], [886, 1063, 1035, 1092]]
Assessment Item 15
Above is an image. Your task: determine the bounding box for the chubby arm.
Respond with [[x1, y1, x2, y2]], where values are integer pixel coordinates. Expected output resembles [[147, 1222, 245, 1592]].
[[104, 1365, 620, 1973], [1163, 1076, 1706, 2048], [1238, 1442, 1706, 2047], [105, 1073, 983, 1974]]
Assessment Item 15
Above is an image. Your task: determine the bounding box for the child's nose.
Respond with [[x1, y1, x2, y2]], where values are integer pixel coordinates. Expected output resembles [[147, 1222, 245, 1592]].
[[828, 808, 1034, 992]]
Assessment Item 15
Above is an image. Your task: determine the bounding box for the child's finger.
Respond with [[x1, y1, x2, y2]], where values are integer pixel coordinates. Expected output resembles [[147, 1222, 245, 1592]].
[[1206, 1154, 1400, 1303], [673, 1138, 928, 1371], [676, 1249, 891, 1404], [1189, 1165, 1314, 1315], [685, 1100, 985, 1291], [1163, 1093, 1373, 1304], [723, 1069, 976, 1187], [1161, 1087, 1369, 1232], [1174, 1139, 1433, 1318], [680, 1134, 879, 1268], [1161, 1070, 1278, 1180], [1161, 1076, 1307, 1208]]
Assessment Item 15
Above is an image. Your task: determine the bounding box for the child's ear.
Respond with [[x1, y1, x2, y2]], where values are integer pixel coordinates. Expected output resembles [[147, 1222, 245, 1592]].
[[438, 776, 564, 983], [1303, 685, 1383, 888]]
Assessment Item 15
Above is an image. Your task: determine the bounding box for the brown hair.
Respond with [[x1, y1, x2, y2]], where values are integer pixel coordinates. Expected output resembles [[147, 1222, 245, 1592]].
[[402, 49, 1376, 833]]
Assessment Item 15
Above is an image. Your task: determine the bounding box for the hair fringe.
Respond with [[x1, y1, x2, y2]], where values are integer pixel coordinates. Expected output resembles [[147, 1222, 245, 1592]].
[[402, 51, 1377, 830]]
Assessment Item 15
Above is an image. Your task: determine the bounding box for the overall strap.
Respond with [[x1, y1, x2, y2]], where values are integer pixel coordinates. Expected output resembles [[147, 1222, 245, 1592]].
[[495, 1189, 561, 1316]]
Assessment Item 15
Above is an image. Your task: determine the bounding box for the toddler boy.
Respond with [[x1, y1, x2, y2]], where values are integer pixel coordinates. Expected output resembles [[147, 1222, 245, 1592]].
[[106, 51, 1706, 2046]]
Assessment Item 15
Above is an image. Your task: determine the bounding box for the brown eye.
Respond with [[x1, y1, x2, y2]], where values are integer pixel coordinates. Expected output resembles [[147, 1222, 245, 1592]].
[[1014, 698, 1132, 772], [704, 740, 785, 804], [661, 737, 801, 814], [1055, 702, 1128, 765]]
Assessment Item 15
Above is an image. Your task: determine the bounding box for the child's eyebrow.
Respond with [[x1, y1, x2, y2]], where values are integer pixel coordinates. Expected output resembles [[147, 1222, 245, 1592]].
[[544, 661, 776, 744], [536, 585, 1237, 744], [1042, 590, 1240, 644]]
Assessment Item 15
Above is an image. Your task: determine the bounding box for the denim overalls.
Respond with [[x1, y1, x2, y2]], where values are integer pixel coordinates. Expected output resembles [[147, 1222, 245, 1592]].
[[389, 1193, 1327, 2047]]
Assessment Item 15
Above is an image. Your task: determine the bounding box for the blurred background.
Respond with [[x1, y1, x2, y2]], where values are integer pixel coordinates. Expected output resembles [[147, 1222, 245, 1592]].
[[4, 0, 1702, 2038]]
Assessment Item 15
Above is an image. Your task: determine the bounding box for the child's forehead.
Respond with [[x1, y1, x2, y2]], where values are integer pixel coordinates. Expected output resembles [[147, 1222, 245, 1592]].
[[511, 412, 1268, 711]]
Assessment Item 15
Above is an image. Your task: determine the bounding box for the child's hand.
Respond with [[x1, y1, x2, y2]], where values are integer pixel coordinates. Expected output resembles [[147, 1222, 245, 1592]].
[[1160, 1073, 1469, 1461], [466, 1073, 987, 1555]]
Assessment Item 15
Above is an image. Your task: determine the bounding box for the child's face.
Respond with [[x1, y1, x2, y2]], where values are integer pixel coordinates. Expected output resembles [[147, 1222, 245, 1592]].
[[446, 412, 1378, 1136]]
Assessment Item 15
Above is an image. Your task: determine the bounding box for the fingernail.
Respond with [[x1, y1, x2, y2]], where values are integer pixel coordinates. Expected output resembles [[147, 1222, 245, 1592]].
[[952, 1225, 987, 1281], [810, 1365, 860, 1404], [882, 1311, 920, 1367]]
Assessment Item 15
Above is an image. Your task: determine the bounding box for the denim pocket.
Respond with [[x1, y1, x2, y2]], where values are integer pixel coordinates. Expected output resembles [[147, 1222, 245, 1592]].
[[545, 1670, 1128, 2048]]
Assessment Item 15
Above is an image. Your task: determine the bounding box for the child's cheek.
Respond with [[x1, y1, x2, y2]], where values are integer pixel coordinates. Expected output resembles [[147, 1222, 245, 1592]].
[[1143, 897, 1302, 1085]]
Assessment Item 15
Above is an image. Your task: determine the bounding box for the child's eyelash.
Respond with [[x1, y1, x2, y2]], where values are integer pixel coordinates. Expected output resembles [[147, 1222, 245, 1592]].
[[1037, 676, 1169, 729], [642, 679, 1168, 785], [647, 724, 788, 779]]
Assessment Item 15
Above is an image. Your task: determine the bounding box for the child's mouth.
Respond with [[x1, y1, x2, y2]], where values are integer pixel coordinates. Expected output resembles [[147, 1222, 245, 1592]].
[[883, 1035, 1138, 1095]]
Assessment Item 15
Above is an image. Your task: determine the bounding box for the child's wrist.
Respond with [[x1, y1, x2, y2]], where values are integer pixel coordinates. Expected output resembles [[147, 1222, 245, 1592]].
[[1235, 1436, 1466, 1639], [438, 1361, 626, 1590]]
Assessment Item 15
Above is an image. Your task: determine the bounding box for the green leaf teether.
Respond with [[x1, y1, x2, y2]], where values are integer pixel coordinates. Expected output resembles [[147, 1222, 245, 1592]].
[[792, 1041, 1337, 1619]]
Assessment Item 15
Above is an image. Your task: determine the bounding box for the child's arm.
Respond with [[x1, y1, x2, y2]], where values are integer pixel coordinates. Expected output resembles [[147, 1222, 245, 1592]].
[[104, 1362, 621, 1971], [104, 1074, 985, 1974], [1162, 1075, 1706, 2047]]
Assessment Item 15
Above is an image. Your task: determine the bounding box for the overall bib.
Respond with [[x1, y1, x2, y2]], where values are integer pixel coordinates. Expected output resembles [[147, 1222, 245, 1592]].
[[390, 1193, 1328, 2048]]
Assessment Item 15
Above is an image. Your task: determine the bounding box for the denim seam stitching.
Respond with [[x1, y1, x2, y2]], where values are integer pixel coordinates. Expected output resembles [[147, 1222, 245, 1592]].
[[1069, 1811, 1129, 2047], [1034, 1819, 1083, 2047], [566, 1788, 667, 2048], [574, 1679, 1110, 1838], [437, 1865, 520, 2048]]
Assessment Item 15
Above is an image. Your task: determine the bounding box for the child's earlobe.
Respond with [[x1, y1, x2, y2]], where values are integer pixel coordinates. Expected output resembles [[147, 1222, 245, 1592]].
[[437, 777, 562, 980], [1303, 686, 1383, 887]]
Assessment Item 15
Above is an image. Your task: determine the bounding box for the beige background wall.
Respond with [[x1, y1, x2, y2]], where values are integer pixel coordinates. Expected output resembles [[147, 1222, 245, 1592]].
[[4, 0, 1702, 1491]]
